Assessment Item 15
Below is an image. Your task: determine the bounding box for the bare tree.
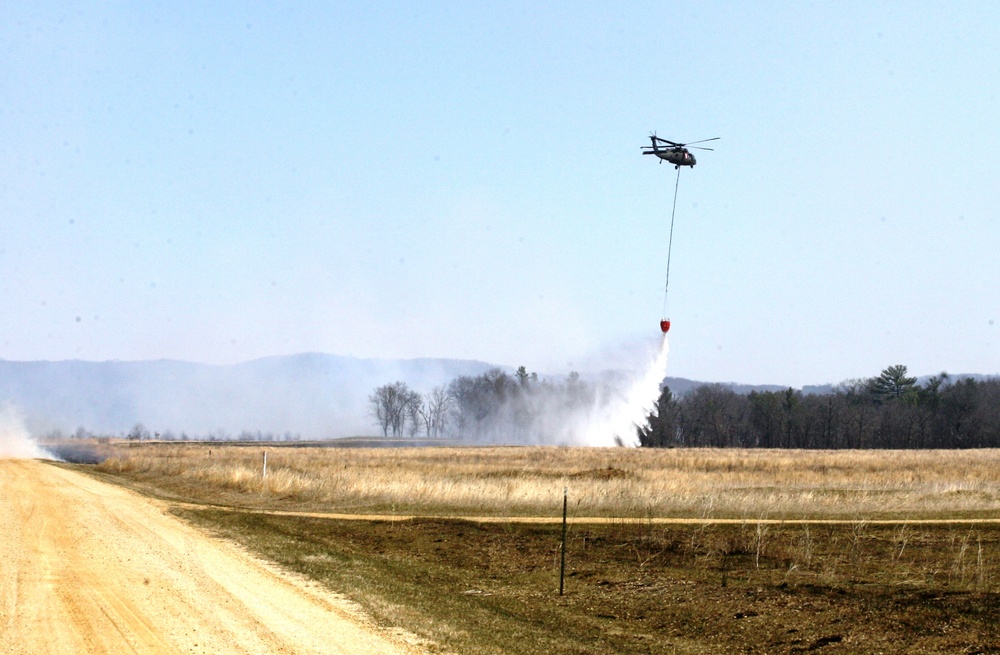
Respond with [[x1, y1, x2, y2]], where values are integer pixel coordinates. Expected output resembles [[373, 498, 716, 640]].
[[410, 385, 452, 438], [405, 390, 423, 437], [127, 422, 150, 441], [368, 381, 413, 437], [683, 385, 747, 447], [426, 385, 452, 438]]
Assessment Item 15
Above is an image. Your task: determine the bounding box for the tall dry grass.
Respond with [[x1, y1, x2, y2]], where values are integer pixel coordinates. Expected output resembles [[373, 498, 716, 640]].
[[95, 443, 1000, 519]]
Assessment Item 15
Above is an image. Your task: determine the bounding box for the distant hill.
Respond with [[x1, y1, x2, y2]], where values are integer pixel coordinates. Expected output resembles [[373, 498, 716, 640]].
[[659, 376, 786, 396]]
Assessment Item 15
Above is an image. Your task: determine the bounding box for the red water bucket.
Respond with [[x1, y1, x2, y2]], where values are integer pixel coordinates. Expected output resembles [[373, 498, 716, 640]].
[[660, 319, 671, 333]]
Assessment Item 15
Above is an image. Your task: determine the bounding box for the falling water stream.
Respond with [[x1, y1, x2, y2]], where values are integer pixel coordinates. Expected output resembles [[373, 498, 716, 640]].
[[583, 335, 670, 446]]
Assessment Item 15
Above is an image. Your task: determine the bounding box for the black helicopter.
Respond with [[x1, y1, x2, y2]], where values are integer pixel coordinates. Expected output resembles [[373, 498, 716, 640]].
[[642, 134, 719, 168]]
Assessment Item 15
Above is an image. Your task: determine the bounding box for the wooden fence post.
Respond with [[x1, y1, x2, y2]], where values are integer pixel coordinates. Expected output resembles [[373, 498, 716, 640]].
[[559, 486, 567, 596]]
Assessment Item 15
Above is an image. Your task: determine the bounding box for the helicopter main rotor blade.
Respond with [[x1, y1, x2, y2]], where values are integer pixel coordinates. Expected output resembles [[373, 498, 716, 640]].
[[689, 146, 714, 151], [683, 137, 720, 146]]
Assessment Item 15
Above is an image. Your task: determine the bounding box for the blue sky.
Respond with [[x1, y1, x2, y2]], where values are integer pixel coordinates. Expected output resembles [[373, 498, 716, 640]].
[[2, 2, 998, 387]]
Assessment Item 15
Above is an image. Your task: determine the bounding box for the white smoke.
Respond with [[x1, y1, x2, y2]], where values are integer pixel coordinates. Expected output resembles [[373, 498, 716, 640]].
[[579, 335, 670, 446], [0, 402, 53, 459]]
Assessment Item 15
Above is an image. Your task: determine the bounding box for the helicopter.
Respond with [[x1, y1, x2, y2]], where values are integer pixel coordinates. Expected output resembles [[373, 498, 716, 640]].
[[641, 134, 719, 168]]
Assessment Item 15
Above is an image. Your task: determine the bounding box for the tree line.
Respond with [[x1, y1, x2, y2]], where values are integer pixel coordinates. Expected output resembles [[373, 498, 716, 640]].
[[639, 365, 1000, 449], [47, 424, 302, 442], [368, 366, 599, 442]]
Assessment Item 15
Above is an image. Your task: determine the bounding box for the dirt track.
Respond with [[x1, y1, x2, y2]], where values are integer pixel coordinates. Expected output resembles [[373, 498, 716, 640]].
[[166, 503, 1000, 526], [188, 508, 1000, 525], [0, 459, 430, 655]]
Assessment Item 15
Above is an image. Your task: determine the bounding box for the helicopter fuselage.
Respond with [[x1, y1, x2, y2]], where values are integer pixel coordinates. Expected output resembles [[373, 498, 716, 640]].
[[647, 148, 696, 167]]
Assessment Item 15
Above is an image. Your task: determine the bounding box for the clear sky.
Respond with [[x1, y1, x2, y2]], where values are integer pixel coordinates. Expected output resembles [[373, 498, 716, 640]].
[[2, 2, 998, 388]]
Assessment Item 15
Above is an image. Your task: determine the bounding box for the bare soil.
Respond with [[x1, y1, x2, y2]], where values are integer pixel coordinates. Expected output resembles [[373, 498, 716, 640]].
[[0, 459, 430, 655]]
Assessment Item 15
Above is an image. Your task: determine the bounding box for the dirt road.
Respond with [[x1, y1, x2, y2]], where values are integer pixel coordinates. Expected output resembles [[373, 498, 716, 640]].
[[0, 459, 430, 655], [166, 503, 1000, 526]]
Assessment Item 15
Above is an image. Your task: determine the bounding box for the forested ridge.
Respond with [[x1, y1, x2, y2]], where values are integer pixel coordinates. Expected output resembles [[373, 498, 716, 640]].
[[639, 365, 1000, 449]]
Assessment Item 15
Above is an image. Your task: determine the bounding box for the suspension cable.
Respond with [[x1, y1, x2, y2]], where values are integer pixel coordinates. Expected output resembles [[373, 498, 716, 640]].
[[662, 166, 681, 316]]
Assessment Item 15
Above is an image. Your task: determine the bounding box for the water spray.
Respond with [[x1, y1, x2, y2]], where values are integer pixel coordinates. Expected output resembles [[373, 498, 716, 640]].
[[582, 335, 670, 446]]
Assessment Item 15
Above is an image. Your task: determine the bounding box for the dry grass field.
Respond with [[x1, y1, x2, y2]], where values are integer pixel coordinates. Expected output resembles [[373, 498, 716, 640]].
[[94, 442, 1000, 519], [80, 442, 1000, 653]]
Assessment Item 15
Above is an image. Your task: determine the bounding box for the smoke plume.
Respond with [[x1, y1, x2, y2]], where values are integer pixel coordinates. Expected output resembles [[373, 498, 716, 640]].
[[427, 337, 671, 447], [0, 402, 53, 459]]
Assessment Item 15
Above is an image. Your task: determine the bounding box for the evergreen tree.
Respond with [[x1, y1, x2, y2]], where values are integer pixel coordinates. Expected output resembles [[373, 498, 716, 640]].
[[867, 365, 918, 402]]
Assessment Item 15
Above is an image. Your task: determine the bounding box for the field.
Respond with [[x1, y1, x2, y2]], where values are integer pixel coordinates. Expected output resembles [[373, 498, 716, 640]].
[[84, 442, 1000, 654]]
